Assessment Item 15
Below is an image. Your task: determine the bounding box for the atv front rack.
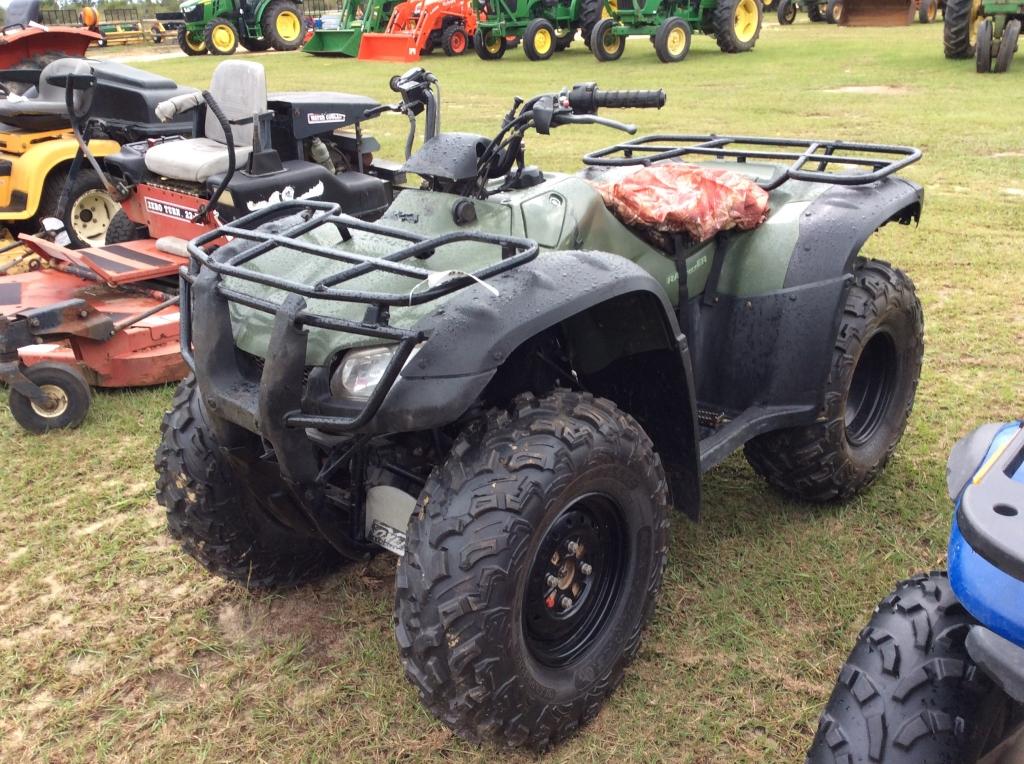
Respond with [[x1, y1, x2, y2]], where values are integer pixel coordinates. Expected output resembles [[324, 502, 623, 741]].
[[181, 199, 539, 431], [583, 134, 922, 190]]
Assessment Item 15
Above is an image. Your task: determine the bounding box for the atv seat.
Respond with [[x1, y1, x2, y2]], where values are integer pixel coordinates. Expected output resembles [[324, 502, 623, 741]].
[[143, 60, 267, 184], [0, 59, 93, 131]]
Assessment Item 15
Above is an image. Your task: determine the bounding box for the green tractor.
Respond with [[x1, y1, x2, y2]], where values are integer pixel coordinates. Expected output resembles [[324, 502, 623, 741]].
[[590, 0, 763, 62], [177, 0, 306, 55], [472, 0, 598, 60], [304, 0, 398, 56], [944, 0, 1022, 72]]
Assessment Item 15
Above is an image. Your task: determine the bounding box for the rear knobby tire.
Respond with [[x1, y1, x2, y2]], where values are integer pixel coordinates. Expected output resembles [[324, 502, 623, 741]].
[[579, 0, 605, 48], [714, 0, 763, 52], [806, 572, 1023, 763], [944, 0, 977, 58], [155, 376, 345, 588], [744, 258, 924, 502], [395, 390, 670, 750], [261, 0, 305, 51]]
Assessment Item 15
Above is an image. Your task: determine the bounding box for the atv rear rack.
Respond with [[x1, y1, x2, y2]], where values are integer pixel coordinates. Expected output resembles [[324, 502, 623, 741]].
[[181, 199, 539, 431], [583, 134, 921, 190]]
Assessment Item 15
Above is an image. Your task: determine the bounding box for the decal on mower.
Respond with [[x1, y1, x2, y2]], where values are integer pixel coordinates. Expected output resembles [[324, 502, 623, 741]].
[[246, 181, 325, 212], [144, 198, 200, 221], [370, 519, 406, 556], [307, 112, 347, 125]]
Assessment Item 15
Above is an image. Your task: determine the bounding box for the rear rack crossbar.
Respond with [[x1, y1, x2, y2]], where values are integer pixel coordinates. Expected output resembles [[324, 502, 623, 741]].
[[583, 134, 921, 190]]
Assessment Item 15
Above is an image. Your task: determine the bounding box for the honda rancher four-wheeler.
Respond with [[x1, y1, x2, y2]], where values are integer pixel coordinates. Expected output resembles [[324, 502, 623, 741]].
[[158, 81, 926, 749], [807, 421, 1024, 763], [102, 60, 410, 248]]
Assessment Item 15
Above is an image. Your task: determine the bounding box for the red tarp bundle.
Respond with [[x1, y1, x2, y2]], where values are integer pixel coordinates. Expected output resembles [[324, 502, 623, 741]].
[[591, 163, 770, 242]]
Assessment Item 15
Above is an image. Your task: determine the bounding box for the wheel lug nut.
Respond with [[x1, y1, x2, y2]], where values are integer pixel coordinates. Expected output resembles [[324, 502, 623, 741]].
[[566, 541, 580, 555], [560, 596, 573, 610], [546, 574, 559, 588], [579, 563, 593, 576]]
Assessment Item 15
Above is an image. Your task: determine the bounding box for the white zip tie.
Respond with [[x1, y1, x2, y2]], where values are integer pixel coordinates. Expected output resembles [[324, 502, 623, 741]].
[[408, 269, 499, 306]]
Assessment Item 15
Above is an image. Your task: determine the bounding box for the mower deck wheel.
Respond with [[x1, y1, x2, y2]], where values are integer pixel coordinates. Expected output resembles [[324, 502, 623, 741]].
[[442, 24, 469, 55], [474, 29, 507, 59], [177, 26, 207, 55], [777, 0, 798, 23], [654, 17, 691, 62], [591, 18, 625, 60], [995, 19, 1020, 72], [204, 19, 239, 55], [524, 18, 557, 60], [9, 363, 91, 433], [976, 17, 994, 72]]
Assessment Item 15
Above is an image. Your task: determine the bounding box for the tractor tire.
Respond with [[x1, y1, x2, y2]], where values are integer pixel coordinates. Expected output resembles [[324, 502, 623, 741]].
[[473, 29, 507, 59], [9, 362, 91, 434], [38, 167, 118, 249], [806, 572, 1024, 763], [555, 26, 574, 50], [155, 376, 347, 589], [104, 210, 148, 245], [441, 24, 469, 55], [778, 0, 798, 24], [523, 18, 557, 60], [204, 18, 239, 55], [826, 0, 843, 22], [714, 0, 763, 52], [261, 0, 305, 51], [2, 51, 66, 96], [744, 258, 923, 502], [178, 26, 208, 55], [395, 391, 670, 750], [808, 1, 825, 20], [239, 35, 273, 51], [995, 19, 1021, 72], [976, 17, 994, 72], [944, 0, 978, 57], [579, 0, 605, 48], [918, 0, 937, 23], [654, 17, 691, 62], [591, 18, 625, 60]]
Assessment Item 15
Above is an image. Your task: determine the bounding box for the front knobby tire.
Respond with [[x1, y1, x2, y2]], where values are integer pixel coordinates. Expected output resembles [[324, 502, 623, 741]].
[[807, 572, 1023, 763], [744, 258, 924, 502], [155, 376, 345, 588], [714, 0, 763, 52], [944, 0, 978, 58], [104, 209, 149, 245], [395, 391, 670, 750]]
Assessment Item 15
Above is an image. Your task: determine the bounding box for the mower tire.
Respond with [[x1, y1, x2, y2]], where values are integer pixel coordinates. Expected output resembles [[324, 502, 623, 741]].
[[944, 0, 978, 57], [995, 19, 1020, 72], [441, 24, 469, 55], [714, 0, 763, 52], [178, 26, 208, 55], [591, 18, 626, 60], [155, 376, 347, 588], [523, 18, 557, 60], [396, 391, 670, 750], [261, 0, 305, 51], [654, 17, 692, 62], [9, 363, 91, 433], [204, 18, 239, 55], [38, 168, 118, 249], [744, 258, 923, 502], [104, 210, 149, 245], [778, 0, 798, 24], [806, 572, 1023, 763], [976, 17, 994, 72], [473, 29, 507, 59]]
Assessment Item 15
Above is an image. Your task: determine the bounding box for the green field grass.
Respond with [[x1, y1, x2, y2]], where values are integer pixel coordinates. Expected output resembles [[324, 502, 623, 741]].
[[2, 19, 1023, 762]]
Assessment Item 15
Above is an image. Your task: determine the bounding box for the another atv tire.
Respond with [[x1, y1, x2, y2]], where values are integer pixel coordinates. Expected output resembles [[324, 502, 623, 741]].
[[395, 391, 670, 750], [155, 376, 345, 588], [944, 0, 978, 58], [178, 26, 208, 55], [714, 0, 763, 53], [104, 210, 149, 245], [38, 168, 118, 249], [8, 362, 91, 433], [261, 0, 305, 51], [807, 572, 1023, 763], [744, 258, 923, 502]]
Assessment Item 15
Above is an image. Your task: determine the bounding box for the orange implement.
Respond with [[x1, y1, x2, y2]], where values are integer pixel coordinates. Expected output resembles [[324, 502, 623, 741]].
[[357, 0, 476, 61]]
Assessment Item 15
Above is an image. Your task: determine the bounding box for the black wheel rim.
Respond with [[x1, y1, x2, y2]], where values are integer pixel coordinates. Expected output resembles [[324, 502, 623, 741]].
[[845, 331, 898, 447], [523, 493, 628, 668]]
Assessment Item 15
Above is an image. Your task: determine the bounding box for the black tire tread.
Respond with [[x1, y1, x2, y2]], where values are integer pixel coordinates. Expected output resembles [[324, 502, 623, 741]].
[[944, 0, 975, 58], [104, 209, 148, 245], [714, 0, 762, 52]]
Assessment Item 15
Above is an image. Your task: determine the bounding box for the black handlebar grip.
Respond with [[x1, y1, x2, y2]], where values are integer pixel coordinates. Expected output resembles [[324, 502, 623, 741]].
[[594, 89, 666, 110]]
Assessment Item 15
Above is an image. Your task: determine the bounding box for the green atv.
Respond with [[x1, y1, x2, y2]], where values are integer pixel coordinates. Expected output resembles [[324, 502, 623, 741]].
[[157, 72, 926, 749], [176, 0, 306, 55]]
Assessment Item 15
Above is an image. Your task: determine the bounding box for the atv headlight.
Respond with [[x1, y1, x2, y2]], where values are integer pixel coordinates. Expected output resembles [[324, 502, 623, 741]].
[[331, 346, 397, 401]]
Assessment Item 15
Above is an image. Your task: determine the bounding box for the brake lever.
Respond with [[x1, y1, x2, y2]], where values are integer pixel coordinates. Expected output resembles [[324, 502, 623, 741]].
[[555, 113, 637, 135]]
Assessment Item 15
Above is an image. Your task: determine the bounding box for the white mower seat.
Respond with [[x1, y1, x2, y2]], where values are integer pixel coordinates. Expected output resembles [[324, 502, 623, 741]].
[[144, 60, 267, 184]]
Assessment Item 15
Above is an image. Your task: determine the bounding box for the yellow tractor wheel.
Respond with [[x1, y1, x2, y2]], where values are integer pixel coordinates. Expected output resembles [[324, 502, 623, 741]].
[[204, 19, 239, 55], [262, 1, 306, 50]]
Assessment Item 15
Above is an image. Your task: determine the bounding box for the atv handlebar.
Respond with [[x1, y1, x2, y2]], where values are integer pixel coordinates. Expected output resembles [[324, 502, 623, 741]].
[[564, 84, 666, 114]]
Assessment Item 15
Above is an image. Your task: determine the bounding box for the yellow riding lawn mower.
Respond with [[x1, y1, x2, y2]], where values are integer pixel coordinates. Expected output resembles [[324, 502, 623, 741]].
[[0, 59, 194, 264]]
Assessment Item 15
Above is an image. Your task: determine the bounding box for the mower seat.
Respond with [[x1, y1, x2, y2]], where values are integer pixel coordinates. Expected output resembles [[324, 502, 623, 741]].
[[0, 59, 94, 131], [143, 61, 267, 184]]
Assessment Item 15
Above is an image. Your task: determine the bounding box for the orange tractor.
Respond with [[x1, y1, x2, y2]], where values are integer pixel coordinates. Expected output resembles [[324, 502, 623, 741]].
[[357, 0, 476, 60]]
